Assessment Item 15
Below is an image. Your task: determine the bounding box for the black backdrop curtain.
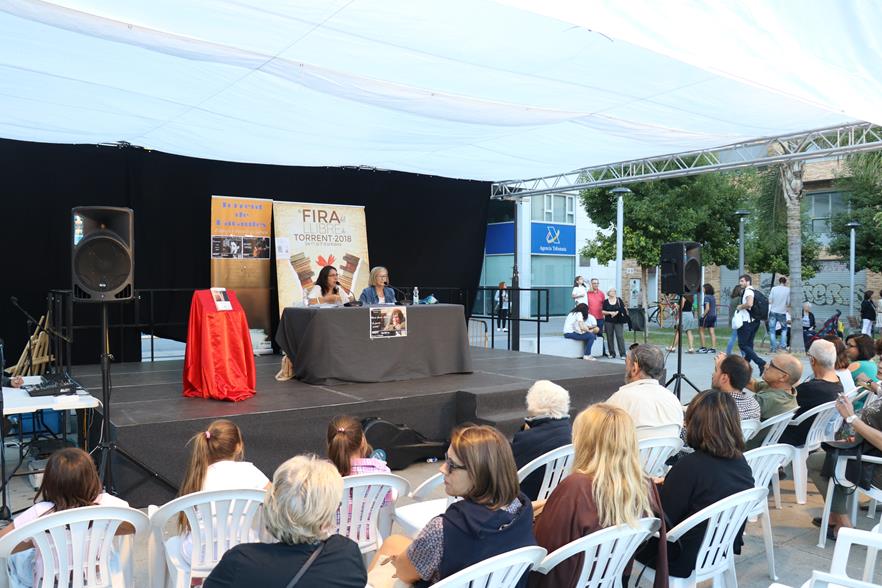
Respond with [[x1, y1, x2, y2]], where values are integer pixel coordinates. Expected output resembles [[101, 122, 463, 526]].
[[0, 139, 490, 365]]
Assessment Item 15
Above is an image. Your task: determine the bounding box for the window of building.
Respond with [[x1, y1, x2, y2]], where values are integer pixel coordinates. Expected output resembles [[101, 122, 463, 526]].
[[805, 191, 847, 236], [531, 194, 576, 223]]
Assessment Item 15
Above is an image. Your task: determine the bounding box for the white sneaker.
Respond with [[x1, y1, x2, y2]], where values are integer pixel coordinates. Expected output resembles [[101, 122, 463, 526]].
[[502, 328, 508, 332], [496, 328, 501, 332], [583, 355, 596, 361]]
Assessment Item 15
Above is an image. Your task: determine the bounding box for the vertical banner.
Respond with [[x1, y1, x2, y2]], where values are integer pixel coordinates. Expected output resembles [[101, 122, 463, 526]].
[[210, 196, 273, 352], [273, 202, 370, 311]]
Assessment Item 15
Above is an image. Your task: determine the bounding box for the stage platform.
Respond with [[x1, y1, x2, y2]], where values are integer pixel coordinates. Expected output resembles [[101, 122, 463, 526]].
[[73, 348, 624, 506]]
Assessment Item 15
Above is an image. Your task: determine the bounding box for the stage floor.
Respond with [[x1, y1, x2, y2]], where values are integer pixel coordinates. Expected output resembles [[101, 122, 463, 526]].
[[73, 348, 624, 505]]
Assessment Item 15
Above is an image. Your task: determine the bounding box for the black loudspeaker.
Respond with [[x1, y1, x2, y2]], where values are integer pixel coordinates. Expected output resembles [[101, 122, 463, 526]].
[[71, 206, 134, 302], [660, 241, 702, 295]]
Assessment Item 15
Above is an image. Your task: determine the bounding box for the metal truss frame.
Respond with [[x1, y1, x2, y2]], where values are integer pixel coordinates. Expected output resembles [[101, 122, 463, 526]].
[[490, 121, 882, 199]]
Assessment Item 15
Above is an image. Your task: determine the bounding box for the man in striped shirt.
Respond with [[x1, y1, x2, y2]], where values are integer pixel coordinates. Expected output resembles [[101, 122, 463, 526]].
[[712, 352, 761, 420]]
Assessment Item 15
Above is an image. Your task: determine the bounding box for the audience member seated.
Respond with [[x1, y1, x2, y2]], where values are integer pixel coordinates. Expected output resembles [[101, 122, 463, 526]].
[[846, 333, 878, 384], [326, 415, 393, 533], [807, 386, 882, 539], [562, 303, 600, 360], [779, 339, 843, 446], [711, 353, 760, 420], [607, 344, 684, 439], [176, 420, 270, 561], [0, 448, 129, 587], [530, 404, 667, 588], [368, 425, 535, 588], [745, 352, 802, 449], [636, 390, 754, 579], [825, 335, 856, 396], [204, 455, 367, 587], [511, 380, 573, 500]]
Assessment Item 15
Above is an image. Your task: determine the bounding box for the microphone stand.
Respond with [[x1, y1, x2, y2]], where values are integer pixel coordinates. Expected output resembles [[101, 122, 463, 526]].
[[0, 339, 9, 520]]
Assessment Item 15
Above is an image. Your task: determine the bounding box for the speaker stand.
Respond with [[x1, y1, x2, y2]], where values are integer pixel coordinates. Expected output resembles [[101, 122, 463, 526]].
[[94, 303, 176, 495], [665, 295, 701, 400]]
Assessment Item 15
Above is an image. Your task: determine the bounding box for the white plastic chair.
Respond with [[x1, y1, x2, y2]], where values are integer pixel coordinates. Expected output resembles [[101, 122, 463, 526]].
[[640, 487, 767, 587], [787, 401, 840, 504], [0, 505, 148, 588], [336, 473, 410, 555], [741, 418, 761, 442], [745, 444, 794, 580], [147, 488, 266, 588], [770, 570, 881, 588], [816, 454, 882, 548], [638, 436, 683, 478], [754, 409, 799, 447], [516, 444, 574, 501], [533, 517, 660, 586], [430, 545, 547, 588], [392, 472, 451, 538]]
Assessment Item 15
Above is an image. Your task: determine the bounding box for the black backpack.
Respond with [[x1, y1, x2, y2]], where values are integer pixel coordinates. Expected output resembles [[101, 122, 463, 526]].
[[749, 288, 769, 321]]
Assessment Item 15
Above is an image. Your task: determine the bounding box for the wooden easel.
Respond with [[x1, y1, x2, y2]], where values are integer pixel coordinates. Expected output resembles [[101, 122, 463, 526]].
[[4, 313, 54, 378]]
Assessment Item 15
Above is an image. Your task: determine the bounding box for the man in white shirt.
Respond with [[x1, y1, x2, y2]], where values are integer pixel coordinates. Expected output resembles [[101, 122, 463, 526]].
[[768, 276, 791, 353], [735, 274, 767, 375], [606, 344, 684, 439]]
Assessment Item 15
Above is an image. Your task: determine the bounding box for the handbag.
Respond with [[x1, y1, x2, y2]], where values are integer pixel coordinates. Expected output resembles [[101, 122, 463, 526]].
[[285, 541, 326, 588], [820, 439, 879, 491]]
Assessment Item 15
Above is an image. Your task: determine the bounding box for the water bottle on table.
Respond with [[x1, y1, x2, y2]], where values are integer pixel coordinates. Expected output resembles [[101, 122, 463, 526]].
[[412, 286, 419, 305]]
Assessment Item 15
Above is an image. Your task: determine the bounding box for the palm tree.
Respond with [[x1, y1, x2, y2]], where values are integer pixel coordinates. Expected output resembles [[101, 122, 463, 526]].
[[779, 159, 806, 352]]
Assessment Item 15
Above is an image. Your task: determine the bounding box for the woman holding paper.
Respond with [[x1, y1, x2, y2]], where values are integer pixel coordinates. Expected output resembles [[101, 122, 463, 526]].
[[308, 266, 354, 305]]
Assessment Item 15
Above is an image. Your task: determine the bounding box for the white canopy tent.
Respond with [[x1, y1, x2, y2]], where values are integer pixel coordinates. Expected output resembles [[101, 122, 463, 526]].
[[0, 0, 879, 181]]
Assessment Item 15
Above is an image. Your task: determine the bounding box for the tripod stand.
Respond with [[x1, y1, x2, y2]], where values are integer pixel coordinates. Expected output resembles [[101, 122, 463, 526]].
[[93, 303, 175, 494], [665, 295, 700, 399]]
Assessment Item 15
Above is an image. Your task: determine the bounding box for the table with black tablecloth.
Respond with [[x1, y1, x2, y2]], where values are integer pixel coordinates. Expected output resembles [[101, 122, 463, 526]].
[[275, 304, 472, 384]]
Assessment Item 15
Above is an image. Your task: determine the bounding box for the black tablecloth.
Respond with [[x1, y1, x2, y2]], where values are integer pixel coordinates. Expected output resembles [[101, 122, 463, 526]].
[[275, 304, 473, 384]]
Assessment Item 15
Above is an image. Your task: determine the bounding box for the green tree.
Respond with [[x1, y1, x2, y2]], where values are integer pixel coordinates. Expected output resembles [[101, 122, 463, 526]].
[[744, 169, 821, 279], [829, 152, 882, 272], [580, 173, 749, 308]]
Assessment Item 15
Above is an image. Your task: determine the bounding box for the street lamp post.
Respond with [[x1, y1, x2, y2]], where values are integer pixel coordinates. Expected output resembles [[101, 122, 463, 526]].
[[847, 220, 860, 318], [611, 187, 632, 294], [735, 209, 751, 275]]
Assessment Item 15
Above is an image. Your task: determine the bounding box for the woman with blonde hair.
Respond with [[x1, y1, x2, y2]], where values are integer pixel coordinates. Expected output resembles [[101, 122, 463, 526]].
[[359, 266, 396, 305], [530, 404, 667, 588], [368, 425, 535, 587], [204, 455, 367, 587]]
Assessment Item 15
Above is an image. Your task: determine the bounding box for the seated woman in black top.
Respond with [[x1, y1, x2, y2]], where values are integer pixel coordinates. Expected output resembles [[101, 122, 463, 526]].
[[204, 455, 367, 588], [637, 390, 754, 579], [368, 425, 535, 587], [510, 380, 572, 500]]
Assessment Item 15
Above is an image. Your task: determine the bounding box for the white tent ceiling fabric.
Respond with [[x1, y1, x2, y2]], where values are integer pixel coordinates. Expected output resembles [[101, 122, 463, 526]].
[[0, 0, 876, 181]]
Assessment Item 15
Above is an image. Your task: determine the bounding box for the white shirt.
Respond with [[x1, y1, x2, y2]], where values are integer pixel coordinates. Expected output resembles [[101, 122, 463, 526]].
[[768, 285, 790, 314], [572, 285, 588, 305], [307, 284, 351, 305], [204, 460, 270, 491], [741, 287, 756, 322], [607, 379, 685, 438], [563, 311, 596, 335]]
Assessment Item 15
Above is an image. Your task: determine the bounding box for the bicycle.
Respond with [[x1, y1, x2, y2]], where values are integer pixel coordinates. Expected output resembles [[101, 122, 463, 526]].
[[648, 294, 679, 328]]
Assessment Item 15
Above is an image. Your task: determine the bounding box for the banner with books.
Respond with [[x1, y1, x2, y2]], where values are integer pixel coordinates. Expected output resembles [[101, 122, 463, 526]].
[[210, 195, 273, 353], [273, 202, 370, 311]]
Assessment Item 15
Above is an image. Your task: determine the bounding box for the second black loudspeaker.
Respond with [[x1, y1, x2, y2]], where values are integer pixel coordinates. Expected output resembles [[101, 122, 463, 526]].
[[660, 241, 701, 295]]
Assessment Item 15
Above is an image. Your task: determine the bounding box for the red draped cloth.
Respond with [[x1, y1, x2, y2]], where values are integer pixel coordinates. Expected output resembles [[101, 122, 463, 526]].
[[183, 289, 256, 402]]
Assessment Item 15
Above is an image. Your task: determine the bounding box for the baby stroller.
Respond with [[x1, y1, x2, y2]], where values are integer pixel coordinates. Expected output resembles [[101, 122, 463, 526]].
[[806, 309, 841, 349]]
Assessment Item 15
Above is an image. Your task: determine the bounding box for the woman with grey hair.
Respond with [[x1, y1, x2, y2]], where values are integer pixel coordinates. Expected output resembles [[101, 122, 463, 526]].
[[510, 380, 572, 500], [204, 455, 367, 587]]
